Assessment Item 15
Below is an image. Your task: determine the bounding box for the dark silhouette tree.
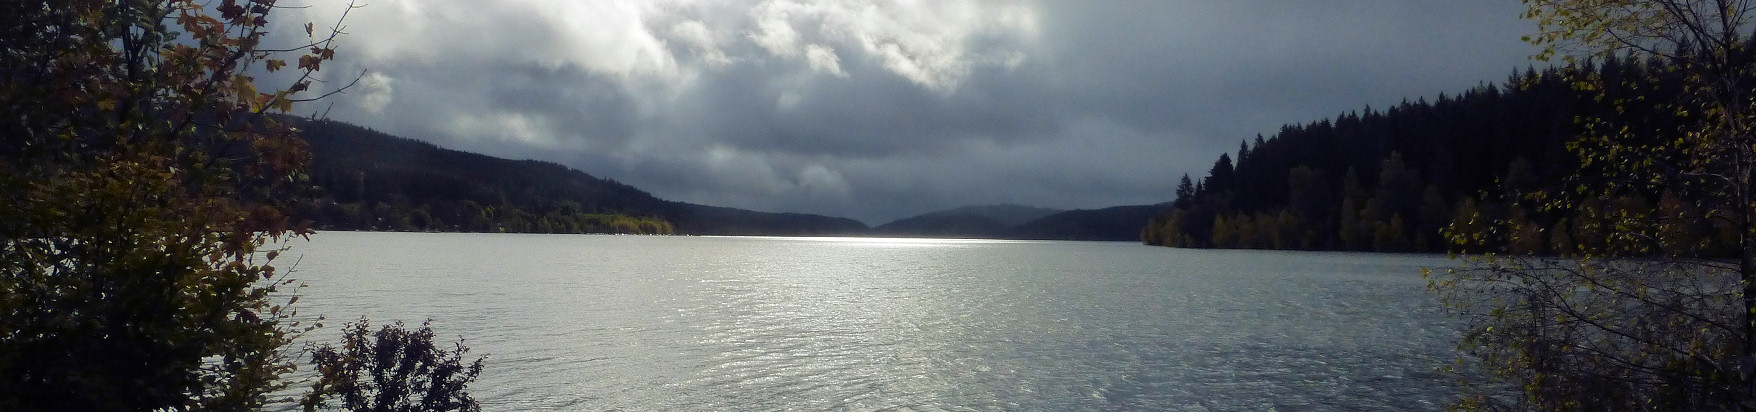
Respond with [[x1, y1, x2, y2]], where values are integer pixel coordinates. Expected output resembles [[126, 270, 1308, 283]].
[[1173, 174, 1197, 208], [303, 319, 485, 412], [1203, 154, 1236, 196]]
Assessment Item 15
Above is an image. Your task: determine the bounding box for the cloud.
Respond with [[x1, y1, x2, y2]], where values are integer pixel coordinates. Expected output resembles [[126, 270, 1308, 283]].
[[353, 72, 394, 114], [277, 0, 1539, 224], [670, 20, 733, 67], [802, 44, 845, 77], [742, 0, 1038, 92]]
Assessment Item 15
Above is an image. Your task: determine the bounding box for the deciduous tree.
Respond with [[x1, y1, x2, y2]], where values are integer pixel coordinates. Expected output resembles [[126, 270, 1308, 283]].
[[1433, 1, 1756, 409], [302, 319, 485, 412], [0, 0, 351, 409]]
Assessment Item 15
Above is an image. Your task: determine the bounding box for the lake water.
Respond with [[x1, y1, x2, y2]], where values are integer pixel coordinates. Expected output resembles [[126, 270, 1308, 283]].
[[283, 232, 1465, 411]]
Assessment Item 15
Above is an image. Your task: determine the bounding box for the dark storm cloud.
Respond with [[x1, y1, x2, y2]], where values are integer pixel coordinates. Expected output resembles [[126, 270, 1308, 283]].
[[281, 0, 1537, 224], [684, 61, 1062, 157], [1033, 1, 1534, 139]]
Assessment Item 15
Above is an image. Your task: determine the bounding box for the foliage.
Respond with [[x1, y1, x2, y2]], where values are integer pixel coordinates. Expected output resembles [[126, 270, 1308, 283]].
[[302, 319, 485, 412], [1143, 64, 1595, 252], [0, 0, 350, 409], [1432, 0, 1756, 409], [1139, 46, 1752, 256]]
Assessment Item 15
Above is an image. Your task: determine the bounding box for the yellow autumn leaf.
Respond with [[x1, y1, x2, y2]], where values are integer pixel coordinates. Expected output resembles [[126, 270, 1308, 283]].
[[231, 76, 255, 99], [271, 94, 292, 113]]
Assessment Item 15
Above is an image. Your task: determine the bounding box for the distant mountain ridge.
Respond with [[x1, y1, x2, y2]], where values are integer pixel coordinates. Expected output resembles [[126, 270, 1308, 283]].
[[920, 204, 1064, 226], [287, 118, 866, 236], [875, 204, 1170, 241], [286, 117, 1157, 240], [872, 204, 1061, 238], [1009, 205, 1172, 241]]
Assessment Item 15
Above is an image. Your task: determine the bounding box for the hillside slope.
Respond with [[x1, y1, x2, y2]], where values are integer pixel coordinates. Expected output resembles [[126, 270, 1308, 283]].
[[872, 204, 1062, 238], [1010, 205, 1173, 241], [873, 204, 1167, 241], [288, 118, 867, 236]]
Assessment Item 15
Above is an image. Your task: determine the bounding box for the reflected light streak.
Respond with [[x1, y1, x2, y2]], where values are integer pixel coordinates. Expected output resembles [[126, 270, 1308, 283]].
[[705, 235, 1035, 248]]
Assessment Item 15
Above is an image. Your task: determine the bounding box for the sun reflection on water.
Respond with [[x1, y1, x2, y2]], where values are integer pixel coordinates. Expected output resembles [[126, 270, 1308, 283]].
[[707, 235, 1036, 248]]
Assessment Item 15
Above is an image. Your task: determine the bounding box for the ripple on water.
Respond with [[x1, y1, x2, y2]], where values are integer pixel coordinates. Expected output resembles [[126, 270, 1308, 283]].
[[288, 234, 1469, 411]]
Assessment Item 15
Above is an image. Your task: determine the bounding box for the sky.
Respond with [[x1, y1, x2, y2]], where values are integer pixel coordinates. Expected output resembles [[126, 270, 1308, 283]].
[[277, 1, 1540, 225]]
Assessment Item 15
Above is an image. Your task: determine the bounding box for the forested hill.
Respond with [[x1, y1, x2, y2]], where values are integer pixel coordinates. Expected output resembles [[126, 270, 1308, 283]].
[[1014, 205, 1174, 241], [871, 204, 1062, 238], [285, 118, 868, 236], [871, 204, 1170, 241], [1144, 57, 1697, 253]]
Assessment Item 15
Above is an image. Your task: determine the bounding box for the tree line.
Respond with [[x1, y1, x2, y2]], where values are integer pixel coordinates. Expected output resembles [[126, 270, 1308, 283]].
[[1142, 51, 1728, 256]]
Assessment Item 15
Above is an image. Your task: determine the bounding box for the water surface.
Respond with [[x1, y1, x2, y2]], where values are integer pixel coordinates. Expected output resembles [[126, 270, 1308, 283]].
[[287, 232, 1461, 411]]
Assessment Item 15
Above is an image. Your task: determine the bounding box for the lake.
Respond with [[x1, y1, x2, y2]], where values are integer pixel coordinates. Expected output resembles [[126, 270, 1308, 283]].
[[283, 231, 1465, 411]]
